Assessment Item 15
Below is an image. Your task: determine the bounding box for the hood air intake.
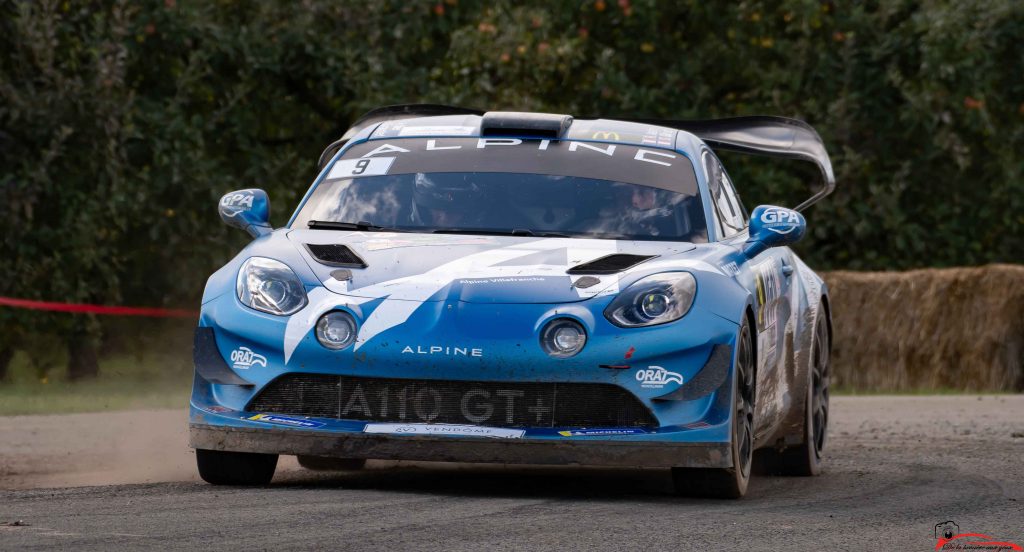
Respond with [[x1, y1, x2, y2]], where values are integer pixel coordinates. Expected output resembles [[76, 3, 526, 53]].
[[481, 111, 573, 138], [567, 253, 657, 275], [305, 244, 367, 268]]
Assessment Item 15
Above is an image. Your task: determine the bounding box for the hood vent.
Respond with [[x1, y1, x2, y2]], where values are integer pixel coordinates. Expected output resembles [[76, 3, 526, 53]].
[[305, 244, 367, 268], [567, 253, 657, 275]]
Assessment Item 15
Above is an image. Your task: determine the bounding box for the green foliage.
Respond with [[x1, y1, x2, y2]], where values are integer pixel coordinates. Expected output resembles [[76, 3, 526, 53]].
[[1, 0, 1022, 356], [0, 349, 190, 414]]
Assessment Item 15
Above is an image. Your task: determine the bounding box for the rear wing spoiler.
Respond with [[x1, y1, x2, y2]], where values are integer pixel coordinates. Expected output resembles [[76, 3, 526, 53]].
[[319, 105, 834, 211]]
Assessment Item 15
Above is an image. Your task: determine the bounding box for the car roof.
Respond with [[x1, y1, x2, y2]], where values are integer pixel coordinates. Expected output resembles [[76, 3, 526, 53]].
[[319, 105, 835, 211], [366, 114, 692, 151]]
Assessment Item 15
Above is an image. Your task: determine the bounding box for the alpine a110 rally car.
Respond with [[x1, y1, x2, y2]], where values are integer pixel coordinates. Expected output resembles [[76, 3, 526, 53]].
[[190, 105, 835, 498]]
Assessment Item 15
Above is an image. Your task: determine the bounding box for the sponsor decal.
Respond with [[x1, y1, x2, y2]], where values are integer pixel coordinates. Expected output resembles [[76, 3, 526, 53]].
[[683, 421, 712, 429], [759, 207, 801, 235], [401, 345, 483, 357], [719, 261, 740, 276], [933, 521, 1021, 551], [397, 125, 475, 136], [558, 428, 648, 437], [591, 131, 621, 140], [363, 423, 524, 439], [753, 258, 782, 325], [459, 277, 546, 285], [568, 140, 614, 154], [624, 346, 636, 360], [229, 346, 266, 370], [219, 191, 254, 217], [636, 366, 684, 389], [247, 414, 325, 428], [753, 257, 783, 366], [201, 405, 232, 414], [641, 127, 675, 147], [633, 149, 676, 166], [354, 139, 676, 167]]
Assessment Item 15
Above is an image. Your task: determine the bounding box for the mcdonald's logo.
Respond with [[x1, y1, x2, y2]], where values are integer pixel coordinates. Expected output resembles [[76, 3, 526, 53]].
[[591, 131, 621, 140]]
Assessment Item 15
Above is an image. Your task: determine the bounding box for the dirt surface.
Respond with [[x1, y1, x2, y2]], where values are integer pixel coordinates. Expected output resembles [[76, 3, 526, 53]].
[[1, 396, 1022, 551]]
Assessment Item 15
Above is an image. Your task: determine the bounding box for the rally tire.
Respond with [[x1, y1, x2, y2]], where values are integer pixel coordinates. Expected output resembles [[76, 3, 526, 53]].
[[758, 312, 830, 476], [196, 449, 278, 485], [297, 456, 367, 471], [672, 319, 755, 499]]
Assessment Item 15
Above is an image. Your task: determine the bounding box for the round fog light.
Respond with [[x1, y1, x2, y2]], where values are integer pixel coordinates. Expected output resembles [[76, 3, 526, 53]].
[[316, 311, 358, 350], [541, 319, 587, 358]]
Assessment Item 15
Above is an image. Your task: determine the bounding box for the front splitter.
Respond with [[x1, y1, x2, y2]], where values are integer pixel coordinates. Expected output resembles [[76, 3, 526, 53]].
[[189, 424, 732, 469]]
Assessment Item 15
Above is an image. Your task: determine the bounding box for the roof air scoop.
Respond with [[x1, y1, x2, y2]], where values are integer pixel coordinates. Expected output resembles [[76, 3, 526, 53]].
[[567, 254, 658, 275], [481, 111, 572, 138]]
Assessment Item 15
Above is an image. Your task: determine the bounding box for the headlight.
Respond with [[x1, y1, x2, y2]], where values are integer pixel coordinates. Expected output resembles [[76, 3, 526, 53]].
[[540, 318, 587, 358], [236, 257, 308, 315], [604, 272, 696, 327], [316, 311, 358, 350]]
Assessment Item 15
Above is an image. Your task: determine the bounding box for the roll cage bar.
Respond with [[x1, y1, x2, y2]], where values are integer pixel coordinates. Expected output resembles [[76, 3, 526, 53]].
[[318, 104, 835, 211]]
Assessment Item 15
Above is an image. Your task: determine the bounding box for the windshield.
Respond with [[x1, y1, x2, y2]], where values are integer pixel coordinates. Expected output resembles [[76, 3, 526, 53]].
[[292, 138, 707, 242]]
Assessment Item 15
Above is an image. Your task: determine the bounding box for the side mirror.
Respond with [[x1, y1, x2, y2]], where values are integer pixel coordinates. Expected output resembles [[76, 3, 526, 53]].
[[743, 205, 806, 258], [219, 189, 272, 238]]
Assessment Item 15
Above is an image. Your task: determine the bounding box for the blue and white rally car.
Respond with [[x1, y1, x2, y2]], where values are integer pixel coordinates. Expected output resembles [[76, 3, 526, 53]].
[[191, 105, 835, 498]]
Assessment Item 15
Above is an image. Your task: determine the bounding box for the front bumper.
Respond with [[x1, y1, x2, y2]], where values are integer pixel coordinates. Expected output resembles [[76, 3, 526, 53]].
[[189, 423, 732, 468], [191, 283, 742, 468]]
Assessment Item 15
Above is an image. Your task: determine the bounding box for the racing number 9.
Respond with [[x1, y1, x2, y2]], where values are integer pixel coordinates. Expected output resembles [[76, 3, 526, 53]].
[[352, 159, 370, 175]]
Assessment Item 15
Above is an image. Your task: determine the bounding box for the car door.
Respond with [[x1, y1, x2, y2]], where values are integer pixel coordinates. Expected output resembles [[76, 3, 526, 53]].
[[702, 149, 795, 435]]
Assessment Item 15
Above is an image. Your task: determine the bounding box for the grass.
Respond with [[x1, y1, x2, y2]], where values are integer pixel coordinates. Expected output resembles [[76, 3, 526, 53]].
[[0, 351, 191, 416]]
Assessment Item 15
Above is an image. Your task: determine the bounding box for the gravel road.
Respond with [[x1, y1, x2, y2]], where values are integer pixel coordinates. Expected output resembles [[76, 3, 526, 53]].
[[1, 396, 1022, 551]]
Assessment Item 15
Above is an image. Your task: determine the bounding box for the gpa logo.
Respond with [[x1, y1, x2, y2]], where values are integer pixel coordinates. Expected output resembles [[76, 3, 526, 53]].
[[759, 207, 801, 235], [230, 346, 266, 370], [219, 192, 254, 217], [636, 366, 684, 389], [220, 192, 254, 208]]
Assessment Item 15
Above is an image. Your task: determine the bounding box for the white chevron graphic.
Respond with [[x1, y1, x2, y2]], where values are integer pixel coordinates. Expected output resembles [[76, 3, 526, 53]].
[[282, 238, 620, 363]]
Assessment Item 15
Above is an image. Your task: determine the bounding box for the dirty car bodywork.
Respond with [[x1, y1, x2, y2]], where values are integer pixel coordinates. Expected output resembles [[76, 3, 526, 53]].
[[190, 106, 834, 491]]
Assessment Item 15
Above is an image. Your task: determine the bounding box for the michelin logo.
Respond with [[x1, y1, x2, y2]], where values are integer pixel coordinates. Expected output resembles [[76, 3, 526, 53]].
[[230, 346, 266, 370], [636, 366, 684, 389], [247, 414, 324, 428]]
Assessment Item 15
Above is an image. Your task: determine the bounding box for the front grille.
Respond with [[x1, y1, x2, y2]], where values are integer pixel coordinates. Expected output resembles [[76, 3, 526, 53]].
[[248, 374, 657, 429]]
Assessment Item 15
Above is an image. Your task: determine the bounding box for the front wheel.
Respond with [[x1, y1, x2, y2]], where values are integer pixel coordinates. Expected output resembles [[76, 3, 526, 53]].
[[672, 319, 755, 499], [196, 449, 278, 485]]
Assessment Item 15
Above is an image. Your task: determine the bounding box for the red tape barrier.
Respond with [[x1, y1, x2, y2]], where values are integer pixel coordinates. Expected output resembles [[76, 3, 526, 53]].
[[0, 296, 197, 318]]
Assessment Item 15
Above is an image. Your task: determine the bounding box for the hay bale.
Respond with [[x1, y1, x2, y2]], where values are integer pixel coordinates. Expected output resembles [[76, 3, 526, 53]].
[[823, 264, 1024, 392]]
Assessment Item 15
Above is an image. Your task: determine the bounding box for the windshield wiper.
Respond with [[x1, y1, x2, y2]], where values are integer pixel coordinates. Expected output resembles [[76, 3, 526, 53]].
[[431, 228, 570, 238], [307, 220, 408, 232]]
